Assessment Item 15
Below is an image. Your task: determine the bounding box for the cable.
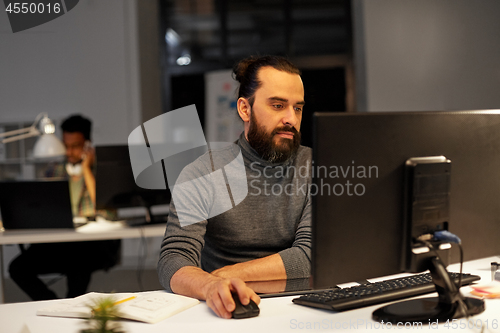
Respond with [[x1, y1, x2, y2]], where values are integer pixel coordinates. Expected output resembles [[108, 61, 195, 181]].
[[432, 230, 464, 289], [431, 234, 491, 332], [422, 231, 469, 319], [434, 230, 461, 244]]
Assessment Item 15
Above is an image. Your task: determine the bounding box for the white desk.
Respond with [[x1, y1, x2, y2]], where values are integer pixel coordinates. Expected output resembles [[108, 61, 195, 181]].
[[1, 257, 500, 333], [0, 221, 166, 304]]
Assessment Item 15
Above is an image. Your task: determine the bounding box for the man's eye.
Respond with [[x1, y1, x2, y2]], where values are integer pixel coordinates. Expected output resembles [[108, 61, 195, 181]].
[[294, 107, 303, 112], [273, 104, 283, 109]]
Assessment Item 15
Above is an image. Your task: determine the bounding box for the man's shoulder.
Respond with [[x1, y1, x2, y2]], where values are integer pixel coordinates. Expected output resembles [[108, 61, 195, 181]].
[[297, 145, 312, 154], [295, 145, 312, 164], [176, 143, 240, 182]]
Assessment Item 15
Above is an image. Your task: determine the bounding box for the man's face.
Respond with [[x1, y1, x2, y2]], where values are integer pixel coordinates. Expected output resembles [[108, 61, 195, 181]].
[[63, 131, 86, 164], [246, 66, 305, 163]]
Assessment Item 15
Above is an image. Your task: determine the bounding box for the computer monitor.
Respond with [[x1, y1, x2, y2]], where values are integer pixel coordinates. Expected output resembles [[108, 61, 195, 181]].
[[0, 180, 74, 229], [95, 145, 171, 223], [312, 110, 500, 321]]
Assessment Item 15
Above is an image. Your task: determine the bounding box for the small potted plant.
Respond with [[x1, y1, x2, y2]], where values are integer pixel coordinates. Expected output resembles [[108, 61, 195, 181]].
[[81, 296, 126, 333]]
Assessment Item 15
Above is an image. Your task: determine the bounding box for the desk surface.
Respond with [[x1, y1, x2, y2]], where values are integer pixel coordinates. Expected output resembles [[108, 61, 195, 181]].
[[2, 257, 500, 333], [0, 221, 166, 244]]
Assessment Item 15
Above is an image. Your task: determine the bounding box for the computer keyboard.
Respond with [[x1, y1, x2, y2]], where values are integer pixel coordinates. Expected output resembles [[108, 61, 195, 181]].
[[292, 272, 480, 312]]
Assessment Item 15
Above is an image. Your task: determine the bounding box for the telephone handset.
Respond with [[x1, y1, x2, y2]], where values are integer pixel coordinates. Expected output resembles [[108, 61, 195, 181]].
[[66, 141, 92, 176], [82, 140, 92, 160]]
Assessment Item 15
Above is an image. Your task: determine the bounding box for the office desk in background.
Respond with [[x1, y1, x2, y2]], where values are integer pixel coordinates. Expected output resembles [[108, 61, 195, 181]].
[[1, 257, 500, 333], [0, 221, 166, 304]]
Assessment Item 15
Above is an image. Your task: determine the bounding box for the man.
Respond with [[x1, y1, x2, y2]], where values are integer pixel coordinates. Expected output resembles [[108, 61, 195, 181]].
[[158, 55, 311, 319], [47, 115, 95, 216], [8, 115, 120, 301]]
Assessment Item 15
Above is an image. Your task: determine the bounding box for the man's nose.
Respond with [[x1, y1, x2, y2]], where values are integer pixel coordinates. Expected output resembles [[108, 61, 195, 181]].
[[282, 106, 298, 127]]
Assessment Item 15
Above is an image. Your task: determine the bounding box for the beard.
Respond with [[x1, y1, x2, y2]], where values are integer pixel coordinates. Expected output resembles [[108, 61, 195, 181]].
[[247, 110, 301, 164]]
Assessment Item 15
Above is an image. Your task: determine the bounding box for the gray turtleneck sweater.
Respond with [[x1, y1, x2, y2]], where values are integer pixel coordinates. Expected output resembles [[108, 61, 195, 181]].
[[158, 133, 312, 292]]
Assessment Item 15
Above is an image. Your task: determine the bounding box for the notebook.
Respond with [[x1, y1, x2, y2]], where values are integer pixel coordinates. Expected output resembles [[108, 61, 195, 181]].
[[36, 291, 200, 324], [0, 180, 75, 230]]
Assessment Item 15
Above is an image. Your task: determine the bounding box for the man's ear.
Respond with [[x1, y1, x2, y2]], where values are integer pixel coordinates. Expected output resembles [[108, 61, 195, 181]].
[[237, 97, 251, 123]]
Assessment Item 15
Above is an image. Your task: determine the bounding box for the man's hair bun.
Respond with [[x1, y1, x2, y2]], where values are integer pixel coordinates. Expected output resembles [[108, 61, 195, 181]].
[[232, 55, 300, 106]]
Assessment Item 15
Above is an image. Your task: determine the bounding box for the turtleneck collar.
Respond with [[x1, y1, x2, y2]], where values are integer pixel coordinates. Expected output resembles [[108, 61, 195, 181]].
[[237, 132, 295, 168]]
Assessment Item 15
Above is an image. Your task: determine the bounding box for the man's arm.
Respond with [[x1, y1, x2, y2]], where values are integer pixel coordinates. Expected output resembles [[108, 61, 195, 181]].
[[158, 187, 260, 319], [81, 145, 96, 204], [159, 194, 263, 319], [211, 253, 286, 281]]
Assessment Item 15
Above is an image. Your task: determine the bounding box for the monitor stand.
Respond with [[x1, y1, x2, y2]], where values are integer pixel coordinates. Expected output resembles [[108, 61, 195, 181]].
[[372, 257, 484, 324]]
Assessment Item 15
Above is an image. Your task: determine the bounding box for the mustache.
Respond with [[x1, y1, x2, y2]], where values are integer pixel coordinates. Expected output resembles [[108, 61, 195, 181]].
[[272, 125, 299, 135]]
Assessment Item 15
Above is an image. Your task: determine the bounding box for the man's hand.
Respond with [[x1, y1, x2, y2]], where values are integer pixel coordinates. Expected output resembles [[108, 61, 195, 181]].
[[170, 266, 260, 319], [202, 277, 260, 319], [80, 141, 96, 204], [81, 141, 95, 171]]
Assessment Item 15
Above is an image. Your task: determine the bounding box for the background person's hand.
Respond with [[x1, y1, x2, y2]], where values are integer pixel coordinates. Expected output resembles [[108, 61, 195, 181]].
[[81, 141, 95, 170]]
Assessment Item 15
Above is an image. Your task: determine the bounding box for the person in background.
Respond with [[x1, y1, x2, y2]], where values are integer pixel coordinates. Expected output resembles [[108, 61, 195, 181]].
[[8, 115, 120, 301], [46, 115, 95, 217]]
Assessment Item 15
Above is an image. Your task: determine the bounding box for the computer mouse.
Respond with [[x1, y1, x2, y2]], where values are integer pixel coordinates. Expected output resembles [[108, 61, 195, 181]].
[[231, 292, 260, 319]]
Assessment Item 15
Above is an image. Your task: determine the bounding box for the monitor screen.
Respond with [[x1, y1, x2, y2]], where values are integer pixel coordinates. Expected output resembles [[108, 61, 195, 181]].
[[95, 145, 171, 215], [311, 110, 500, 289], [0, 180, 74, 229]]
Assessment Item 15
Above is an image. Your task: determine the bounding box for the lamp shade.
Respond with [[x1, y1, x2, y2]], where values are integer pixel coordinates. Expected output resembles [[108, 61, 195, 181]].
[[33, 133, 66, 158]]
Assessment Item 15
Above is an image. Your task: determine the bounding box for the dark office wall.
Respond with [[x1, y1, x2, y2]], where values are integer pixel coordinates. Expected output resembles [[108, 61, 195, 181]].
[[171, 74, 206, 131], [300, 67, 346, 148]]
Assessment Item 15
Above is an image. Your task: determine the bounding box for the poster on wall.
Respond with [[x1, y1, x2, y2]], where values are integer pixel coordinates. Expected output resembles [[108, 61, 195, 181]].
[[204, 69, 242, 143]]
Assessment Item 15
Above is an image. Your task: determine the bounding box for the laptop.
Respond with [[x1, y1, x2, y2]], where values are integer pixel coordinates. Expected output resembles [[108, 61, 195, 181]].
[[0, 179, 75, 230]]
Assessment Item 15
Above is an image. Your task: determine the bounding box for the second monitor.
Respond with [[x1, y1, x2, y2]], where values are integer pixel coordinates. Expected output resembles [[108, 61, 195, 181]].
[[95, 145, 171, 224], [312, 110, 500, 289]]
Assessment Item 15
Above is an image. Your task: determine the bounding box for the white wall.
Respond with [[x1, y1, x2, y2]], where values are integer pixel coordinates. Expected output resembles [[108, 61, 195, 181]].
[[353, 0, 500, 112], [0, 0, 142, 144], [0, 0, 164, 278]]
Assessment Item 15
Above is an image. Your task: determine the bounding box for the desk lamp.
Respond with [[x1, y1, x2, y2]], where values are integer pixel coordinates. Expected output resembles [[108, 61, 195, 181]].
[[0, 113, 65, 158]]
